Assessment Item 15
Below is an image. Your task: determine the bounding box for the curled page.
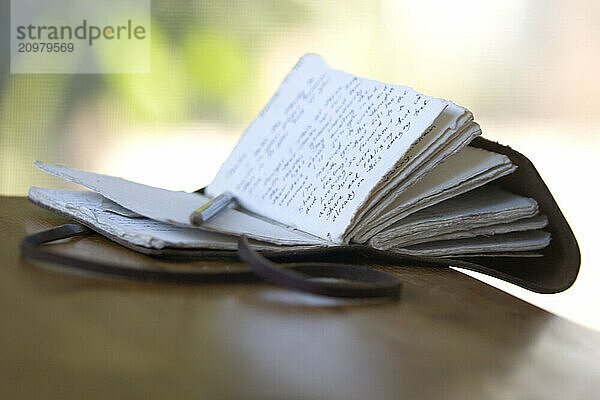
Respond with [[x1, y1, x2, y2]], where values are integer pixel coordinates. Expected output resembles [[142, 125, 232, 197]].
[[395, 215, 549, 248], [351, 147, 517, 242], [29, 188, 321, 251], [393, 230, 551, 257], [368, 186, 542, 249], [34, 162, 327, 246]]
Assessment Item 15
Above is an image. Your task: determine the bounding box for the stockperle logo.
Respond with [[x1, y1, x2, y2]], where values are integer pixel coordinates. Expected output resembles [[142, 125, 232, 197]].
[[11, 0, 150, 73]]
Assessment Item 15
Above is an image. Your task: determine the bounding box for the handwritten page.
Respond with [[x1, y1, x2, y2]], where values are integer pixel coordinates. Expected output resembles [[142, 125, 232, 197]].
[[344, 106, 481, 238], [206, 54, 447, 243]]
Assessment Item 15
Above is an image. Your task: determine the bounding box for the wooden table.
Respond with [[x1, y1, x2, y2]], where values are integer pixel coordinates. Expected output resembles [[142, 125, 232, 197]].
[[1, 197, 599, 399]]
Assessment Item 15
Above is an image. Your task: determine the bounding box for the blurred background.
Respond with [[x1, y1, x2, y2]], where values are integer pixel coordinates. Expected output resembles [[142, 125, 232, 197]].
[[1, 0, 599, 330]]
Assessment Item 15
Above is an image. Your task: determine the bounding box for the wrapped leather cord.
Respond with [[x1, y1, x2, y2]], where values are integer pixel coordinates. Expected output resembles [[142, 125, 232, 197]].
[[20, 224, 402, 299]]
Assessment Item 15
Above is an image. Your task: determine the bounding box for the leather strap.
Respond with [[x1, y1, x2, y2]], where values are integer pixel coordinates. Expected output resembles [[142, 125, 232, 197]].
[[20, 224, 402, 299], [238, 236, 402, 299], [20, 224, 257, 283]]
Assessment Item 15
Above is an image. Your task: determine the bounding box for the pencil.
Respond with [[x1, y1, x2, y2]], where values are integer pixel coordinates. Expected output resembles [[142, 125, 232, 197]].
[[189, 192, 235, 226]]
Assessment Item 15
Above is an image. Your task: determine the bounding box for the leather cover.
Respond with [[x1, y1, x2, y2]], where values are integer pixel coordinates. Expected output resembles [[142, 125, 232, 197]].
[[457, 137, 581, 293]]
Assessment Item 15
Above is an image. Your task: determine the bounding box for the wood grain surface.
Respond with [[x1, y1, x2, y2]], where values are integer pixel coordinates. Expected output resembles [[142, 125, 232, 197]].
[[1, 197, 599, 399]]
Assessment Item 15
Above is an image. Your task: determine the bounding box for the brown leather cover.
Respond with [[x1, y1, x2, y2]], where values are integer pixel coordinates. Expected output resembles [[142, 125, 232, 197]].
[[454, 137, 581, 293]]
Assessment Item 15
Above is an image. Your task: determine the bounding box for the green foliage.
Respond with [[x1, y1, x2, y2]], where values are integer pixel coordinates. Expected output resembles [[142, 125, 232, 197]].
[[99, 24, 189, 122], [182, 30, 247, 103]]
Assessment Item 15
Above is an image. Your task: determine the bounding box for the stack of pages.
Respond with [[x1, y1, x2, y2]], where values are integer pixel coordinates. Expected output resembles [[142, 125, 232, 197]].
[[30, 54, 550, 257]]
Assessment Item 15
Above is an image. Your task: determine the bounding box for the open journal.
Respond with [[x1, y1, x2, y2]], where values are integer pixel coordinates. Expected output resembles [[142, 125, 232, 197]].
[[30, 54, 551, 258]]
